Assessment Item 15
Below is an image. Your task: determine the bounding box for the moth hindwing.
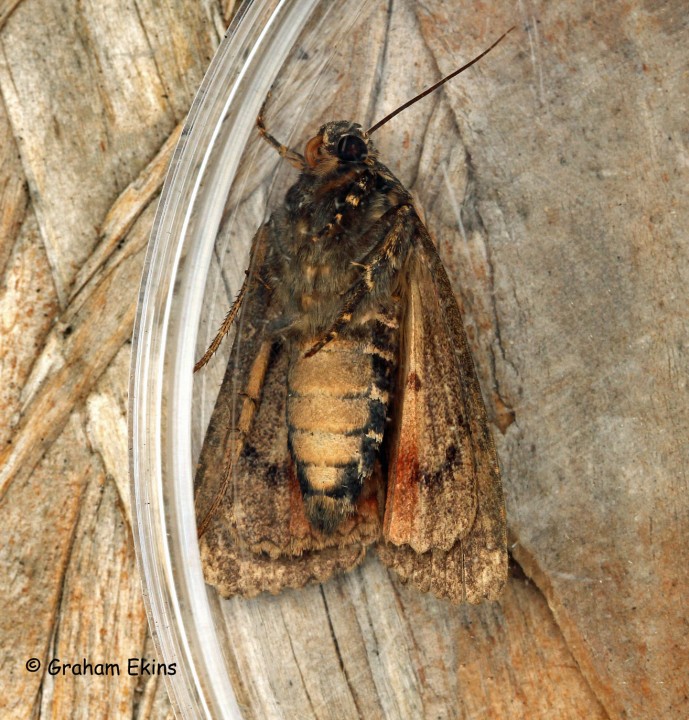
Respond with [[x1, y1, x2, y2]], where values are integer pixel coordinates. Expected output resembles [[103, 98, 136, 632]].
[[195, 31, 514, 602]]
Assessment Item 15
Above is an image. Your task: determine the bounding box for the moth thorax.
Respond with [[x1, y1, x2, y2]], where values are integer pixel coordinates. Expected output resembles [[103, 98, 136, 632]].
[[286, 320, 397, 533]]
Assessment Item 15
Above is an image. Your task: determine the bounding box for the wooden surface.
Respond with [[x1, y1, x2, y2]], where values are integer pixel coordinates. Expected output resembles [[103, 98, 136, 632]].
[[1, 1, 687, 719]]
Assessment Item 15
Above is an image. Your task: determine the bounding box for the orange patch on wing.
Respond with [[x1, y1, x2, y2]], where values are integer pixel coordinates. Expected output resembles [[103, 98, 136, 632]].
[[287, 463, 313, 544], [383, 440, 420, 546], [355, 471, 382, 526], [406, 370, 422, 392], [384, 337, 423, 545]]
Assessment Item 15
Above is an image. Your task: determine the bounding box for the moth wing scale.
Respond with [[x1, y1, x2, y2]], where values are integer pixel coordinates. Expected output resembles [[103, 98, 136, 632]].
[[379, 222, 507, 603], [194, 224, 274, 536]]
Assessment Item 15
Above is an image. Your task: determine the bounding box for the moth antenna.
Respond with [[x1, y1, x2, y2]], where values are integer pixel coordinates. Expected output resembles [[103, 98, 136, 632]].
[[194, 272, 250, 372], [367, 26, 515, 135]]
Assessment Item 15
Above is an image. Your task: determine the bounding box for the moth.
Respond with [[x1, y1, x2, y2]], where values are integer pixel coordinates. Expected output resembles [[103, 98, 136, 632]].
[[194, 30, 512, 604]]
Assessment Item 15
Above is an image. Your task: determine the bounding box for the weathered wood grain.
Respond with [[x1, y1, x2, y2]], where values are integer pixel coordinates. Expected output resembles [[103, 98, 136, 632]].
[[420, 3, 689, 717], [0, 1, 220, 718], [0, 89, 27, 277], [218, 561, 606, 720], [1, 0, 687, 718], [1, 414, 94, 718]]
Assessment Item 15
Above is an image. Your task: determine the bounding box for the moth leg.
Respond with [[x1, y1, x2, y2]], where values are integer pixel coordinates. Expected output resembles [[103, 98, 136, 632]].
[[256, 94, 305, 169], [306, 203, 415, 357]]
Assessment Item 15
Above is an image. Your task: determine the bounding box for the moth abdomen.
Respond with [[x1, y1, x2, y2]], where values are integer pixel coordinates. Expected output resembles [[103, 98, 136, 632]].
[[286, 316, 397, 533]]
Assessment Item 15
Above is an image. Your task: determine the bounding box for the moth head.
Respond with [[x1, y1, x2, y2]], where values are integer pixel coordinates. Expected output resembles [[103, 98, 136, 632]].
[[304, 121, 375, 171]]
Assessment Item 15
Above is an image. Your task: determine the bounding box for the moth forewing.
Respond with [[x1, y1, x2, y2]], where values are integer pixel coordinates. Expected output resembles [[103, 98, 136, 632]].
[[381, 228, 506, 603], [193, 223, 273, 538], [384, 234, 479, 555]]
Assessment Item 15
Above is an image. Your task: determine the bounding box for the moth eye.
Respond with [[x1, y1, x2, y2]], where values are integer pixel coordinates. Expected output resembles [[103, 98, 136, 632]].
[[336, 134, 368, 162]]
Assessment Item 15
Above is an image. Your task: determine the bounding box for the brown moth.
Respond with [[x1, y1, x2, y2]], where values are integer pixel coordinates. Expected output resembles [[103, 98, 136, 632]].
[[194, 30, 512, 604]]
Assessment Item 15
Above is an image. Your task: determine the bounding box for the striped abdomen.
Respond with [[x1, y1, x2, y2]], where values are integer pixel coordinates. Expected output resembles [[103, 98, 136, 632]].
[[287, 318, 397, 533]]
